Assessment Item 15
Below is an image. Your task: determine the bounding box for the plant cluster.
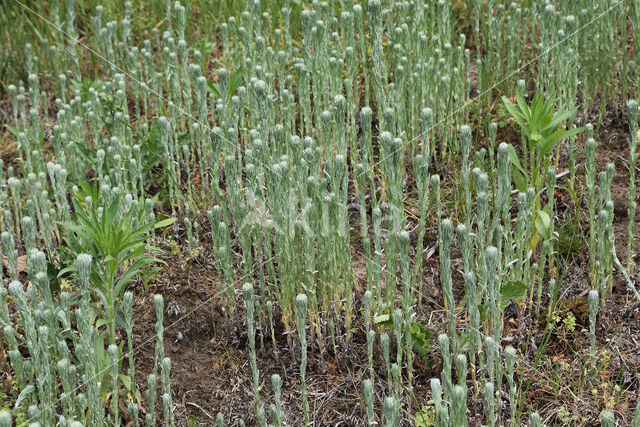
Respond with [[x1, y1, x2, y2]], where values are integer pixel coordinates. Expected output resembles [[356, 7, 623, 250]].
[[0, 0, 639, 425]]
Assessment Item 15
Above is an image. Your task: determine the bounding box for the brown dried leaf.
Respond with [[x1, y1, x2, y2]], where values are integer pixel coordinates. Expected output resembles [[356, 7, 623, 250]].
[[2, 254, 27, 274]]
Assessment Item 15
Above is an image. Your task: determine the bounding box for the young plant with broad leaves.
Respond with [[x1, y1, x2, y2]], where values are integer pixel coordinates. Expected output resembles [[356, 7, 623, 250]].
[[502, 90, 584, 244], [59, 192, 165, 345]]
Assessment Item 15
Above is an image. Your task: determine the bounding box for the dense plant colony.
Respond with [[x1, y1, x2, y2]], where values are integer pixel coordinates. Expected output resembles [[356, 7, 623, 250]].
[[1, 0, 640, 425]]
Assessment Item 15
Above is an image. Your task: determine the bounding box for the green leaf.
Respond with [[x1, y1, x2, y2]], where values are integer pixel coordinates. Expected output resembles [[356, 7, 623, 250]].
[[412, 405, 436, 426], [500, 281, 527, 308], [178, 132, 190, 144], [227, 67, 244, 98], [207, 81, 221, 98], [58, 265, 77, 279], [515, 90, 531, 121], [512, 167, 527, 193], [410, 322, 434, 356], [507, 144, 527, 175], [502, 96, 527, 129], [154, 217, 177, 229], [541, 107, 577, 133], [3, 124, 20, 138], [119, 374, 132, 391], [537, 135, 559, 158], [534, 209, 552, 240], [373, 314, 392, 327], [13, 385, 35, 411], [456, 331, 474, 354]]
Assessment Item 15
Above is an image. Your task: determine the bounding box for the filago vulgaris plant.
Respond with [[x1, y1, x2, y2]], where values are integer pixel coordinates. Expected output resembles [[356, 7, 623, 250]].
[[0, 254, 173, 425], [3, 0, 640, 424]]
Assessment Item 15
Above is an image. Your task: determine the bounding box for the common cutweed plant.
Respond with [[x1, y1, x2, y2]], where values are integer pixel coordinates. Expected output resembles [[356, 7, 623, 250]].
[[1, 0, 639, 424]]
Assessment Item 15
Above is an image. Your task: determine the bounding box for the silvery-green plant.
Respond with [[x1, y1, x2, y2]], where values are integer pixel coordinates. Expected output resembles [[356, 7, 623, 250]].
[[243, 283, 262, 419], [398, 230, 413, 387], [494, 143, 512, 247], [146, 375, 157, 425], [431, 175, 442, 225], [451, 384, 467, 427], [414, 117, 431, 304], [391, 362, 401, 398], [108, 344, 120, 424], [530, 412, 543, 427], [485, 381, 496, 427], [0, 411, 10, 427], [161, 358, 175, 427], [123, 291, 135, 395], [460, 125, 473, 224], [21, 216, 36, 254], [601, 411, 615, 427], [486, 247, 501, 345], [627, 100, 639, 271], [505, 346, 517, 426], [546, 277, 558, 322], [597, 209, 612, 307], [392, 308, 403, 369], [270, 374, 284, 427], [439, 219, 456, 346], [463, 271, 482, 393], [382, 396, 399, 427], [154, 294, 165, 377], [367, 329, 376, 382], [455, 354, 467, 397], [363, 379, 375, 426], [381, 332, 392, 393], [266, 300, 276, 350], [430, 378, 442, 415], [633, 400, 640, 427], [588, 290, 599, 371], [129, 402, 139, 427], [585, 137, 598, 286], [438, 334, 452, 403], [545, 168, 556, 277], [296, 294, 309, 426]]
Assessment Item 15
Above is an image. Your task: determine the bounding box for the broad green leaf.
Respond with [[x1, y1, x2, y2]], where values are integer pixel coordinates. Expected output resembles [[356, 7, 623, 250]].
[[502, 97, 527, 129], [456, 331, 474, 353], [374, 314, 389, 323], [534, 209, 552, 240], [412, 405, 436, 427], [154, 217, 177, 229], [541, 107, 578, 132], [515, 90, 531, 121], [530, 232, 541, 251], [119, 374, 132, 391], [207, 81, 221, 97], [512, 167, 527, 192], [410, 322, 434, 356], [500, 281, 527, 308], [58, 265, 77, 279], [538, 134, 559, 157], [228, 67, 244, 98], [507, 144, 527, 175], [374, 314, 392, 327]]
